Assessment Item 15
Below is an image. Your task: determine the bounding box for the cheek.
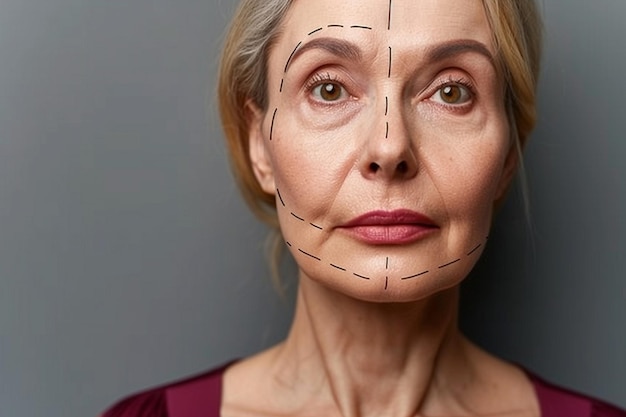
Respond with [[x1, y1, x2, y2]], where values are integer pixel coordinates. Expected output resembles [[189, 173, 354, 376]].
[[416, 118, 510, 219]]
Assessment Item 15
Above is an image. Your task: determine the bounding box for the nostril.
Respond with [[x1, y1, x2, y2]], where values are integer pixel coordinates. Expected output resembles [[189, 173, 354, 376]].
[[396, 161, 408, 174], [369, 162, 380, 172]]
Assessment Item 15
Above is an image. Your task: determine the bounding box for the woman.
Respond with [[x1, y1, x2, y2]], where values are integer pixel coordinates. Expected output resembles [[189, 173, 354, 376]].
[[103, 0, 626, 416]]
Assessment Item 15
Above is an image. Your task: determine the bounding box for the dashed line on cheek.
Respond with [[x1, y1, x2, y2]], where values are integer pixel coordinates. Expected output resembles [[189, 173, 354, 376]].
[[291, 212, 305, 222], [467, 243, 482, 256], [299, 248, 322, 261], [270, 108, 278, 141], [277, 188, 286, 207], [438, 259, 461, 269], [354, 273, 371, 280], [331, 263, 347, 271]]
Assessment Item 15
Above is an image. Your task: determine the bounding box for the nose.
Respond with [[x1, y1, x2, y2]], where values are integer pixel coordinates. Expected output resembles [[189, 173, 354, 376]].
[[360, 109, 418, 181]]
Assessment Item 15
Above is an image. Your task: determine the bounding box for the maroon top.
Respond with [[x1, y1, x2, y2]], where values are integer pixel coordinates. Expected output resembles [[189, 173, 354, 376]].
[[102, 362, 626, 417]]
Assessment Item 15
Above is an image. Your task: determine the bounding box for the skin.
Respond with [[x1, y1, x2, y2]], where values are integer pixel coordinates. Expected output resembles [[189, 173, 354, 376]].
[[223, 1, 539, 416]]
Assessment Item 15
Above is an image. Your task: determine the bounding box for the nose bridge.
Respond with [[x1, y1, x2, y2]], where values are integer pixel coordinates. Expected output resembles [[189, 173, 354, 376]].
[[360, 94, 418, 180]]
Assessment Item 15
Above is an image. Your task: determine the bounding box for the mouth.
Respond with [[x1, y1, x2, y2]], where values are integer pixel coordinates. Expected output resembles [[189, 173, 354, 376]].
[[337, 209, 439, 245]]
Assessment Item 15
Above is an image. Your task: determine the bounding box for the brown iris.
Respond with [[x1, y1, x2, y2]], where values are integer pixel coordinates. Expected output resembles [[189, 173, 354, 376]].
[[440, 85, 463, 104], [319, 82, 342, 101]]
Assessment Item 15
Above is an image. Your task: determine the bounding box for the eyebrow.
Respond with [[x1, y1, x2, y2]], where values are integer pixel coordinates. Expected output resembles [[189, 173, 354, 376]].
[[285, 37, 363, 72], [284, 37, 495, 73], [425, 39, 496, 68]]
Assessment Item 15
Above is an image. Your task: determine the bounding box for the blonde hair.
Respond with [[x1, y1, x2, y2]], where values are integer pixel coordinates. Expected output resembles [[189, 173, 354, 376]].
[[217, 0, 542, 281]]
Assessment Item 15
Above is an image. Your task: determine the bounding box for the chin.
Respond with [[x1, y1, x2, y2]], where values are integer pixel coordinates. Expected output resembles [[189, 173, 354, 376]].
[[300, 260, 471, 305]]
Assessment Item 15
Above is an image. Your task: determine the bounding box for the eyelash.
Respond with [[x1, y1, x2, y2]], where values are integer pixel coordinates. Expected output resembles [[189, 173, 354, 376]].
[[304, 71, 339, 90]]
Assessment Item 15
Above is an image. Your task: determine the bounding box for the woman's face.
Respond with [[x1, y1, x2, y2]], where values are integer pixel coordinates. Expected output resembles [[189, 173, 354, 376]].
[[249, 0, 516, 302]]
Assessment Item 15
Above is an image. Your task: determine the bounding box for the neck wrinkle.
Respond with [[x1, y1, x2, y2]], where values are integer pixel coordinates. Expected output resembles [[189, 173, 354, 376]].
[[275, 274, 463, 417]]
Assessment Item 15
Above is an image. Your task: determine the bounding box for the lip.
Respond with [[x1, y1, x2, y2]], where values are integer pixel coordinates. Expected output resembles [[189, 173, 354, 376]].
[[338, 209, 439, 245]]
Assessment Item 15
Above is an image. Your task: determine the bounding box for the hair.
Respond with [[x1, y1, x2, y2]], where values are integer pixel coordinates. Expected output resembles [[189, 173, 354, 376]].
[[217, 0, 543, 283]]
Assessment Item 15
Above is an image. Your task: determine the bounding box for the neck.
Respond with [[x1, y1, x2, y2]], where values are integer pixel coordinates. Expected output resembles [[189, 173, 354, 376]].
[[273, 274, 471, 417]]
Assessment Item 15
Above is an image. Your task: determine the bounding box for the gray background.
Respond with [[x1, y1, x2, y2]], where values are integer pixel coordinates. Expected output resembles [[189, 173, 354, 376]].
[[0, 1, 624, 416]]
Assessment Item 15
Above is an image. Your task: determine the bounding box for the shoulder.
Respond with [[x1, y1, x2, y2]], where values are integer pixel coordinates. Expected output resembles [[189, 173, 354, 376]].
[[527, 371, 626, 417], [101, 361, 236, 417]]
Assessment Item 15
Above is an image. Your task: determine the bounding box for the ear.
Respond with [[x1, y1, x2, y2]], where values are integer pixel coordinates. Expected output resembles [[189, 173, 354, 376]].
[[494, 140, 520, 204], [246, 101, 276, 195]]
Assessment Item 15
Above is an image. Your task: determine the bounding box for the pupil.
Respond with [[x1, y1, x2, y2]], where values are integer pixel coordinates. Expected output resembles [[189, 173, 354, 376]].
[[442, 86, 460, 103], [321, 83, 340, 100]]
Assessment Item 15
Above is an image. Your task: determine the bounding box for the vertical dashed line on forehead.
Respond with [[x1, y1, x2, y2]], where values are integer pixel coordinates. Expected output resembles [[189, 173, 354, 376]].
[[387, 0, 393, 30], [387, 47, 392, 78]]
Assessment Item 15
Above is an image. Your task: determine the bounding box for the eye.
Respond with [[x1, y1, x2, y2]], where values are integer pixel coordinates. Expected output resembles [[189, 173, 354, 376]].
[[311, 81, 346, 102], [430, 83, 472, 106]]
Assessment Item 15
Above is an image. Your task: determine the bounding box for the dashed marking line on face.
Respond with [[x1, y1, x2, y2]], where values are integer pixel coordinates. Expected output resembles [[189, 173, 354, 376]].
[[277, 188, 286, 207], [270, 108, 278, 141], [284, 41, 302, 73], [467, 243, 482, 256], [274, 15, 492, 289], [401, 270, 430, 280], [299, 248, 322, 261], [354, 273, 371, 280], [291, 212, 305, 222], [439, 259, 461, 269], [331, 263, 347, 271]]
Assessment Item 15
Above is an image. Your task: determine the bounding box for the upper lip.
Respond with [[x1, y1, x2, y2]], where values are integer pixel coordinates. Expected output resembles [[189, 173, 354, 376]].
[[340, 209, 438, 228]]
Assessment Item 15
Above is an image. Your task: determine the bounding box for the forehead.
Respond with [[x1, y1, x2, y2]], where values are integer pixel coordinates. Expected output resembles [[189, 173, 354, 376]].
[[278, 0, 493, 54]]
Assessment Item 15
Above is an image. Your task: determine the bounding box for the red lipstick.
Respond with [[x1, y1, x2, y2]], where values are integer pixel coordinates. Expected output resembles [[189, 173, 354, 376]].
[[338, 209, 439, 245]]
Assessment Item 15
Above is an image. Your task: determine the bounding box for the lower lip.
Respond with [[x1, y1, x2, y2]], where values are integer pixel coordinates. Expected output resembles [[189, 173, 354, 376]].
[[340, 224, 438, 245]]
